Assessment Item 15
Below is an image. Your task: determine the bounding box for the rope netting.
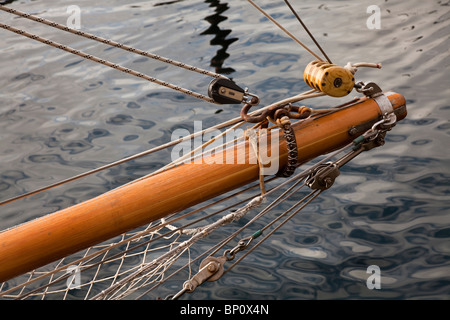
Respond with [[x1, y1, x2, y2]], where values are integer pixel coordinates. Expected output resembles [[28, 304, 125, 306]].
[[0, 176, 299, 300]]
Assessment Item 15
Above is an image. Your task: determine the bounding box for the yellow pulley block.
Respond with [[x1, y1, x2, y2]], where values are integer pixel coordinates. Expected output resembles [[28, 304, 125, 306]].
[[304, 60, 355, 97]]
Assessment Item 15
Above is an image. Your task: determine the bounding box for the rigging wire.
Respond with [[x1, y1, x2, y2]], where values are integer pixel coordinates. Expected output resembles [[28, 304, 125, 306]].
[[246, 0, 325, 62], [283, 0, 332, 63], [224, 189, 322, 276], [0, 118, 241, 207]]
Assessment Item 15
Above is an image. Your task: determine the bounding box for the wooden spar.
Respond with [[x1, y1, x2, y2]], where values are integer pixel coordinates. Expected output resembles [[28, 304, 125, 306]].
[[0, 92, 406, 283]]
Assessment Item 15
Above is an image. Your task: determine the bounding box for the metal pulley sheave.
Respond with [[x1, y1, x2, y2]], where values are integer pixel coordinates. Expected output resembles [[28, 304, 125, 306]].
[[306, 162, 341, 190]]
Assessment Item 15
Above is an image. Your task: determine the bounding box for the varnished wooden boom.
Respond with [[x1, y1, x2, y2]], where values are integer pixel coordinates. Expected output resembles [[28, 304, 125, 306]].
[[0, 92, 406, 282]]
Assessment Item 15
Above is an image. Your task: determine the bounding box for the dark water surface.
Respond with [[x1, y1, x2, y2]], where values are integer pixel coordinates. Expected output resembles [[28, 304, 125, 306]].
[[0, 0, 449, 299]]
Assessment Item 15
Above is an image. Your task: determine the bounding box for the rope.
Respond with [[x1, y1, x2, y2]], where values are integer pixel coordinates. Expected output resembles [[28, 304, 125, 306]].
[[0, 5, 226, 81], [0, 22, 217, 104], [246, 128, 269, 195]]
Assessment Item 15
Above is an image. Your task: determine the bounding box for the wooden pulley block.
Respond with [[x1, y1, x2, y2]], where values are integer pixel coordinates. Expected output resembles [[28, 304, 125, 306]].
[[304, 60, 355, 97]]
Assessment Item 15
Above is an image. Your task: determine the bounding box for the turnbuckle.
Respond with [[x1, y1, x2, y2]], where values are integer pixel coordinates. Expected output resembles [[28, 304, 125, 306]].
[[167, 235, 257, 300], [306, 162, 340, 191], [168, 255, 227, 300]]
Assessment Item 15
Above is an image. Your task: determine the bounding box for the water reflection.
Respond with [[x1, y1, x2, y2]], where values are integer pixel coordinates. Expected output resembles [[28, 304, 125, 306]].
[[0, 0, 18, 4], [201, 0, 237, 74], [152, 0, 238, 75], [154, 0, 185, 6]]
